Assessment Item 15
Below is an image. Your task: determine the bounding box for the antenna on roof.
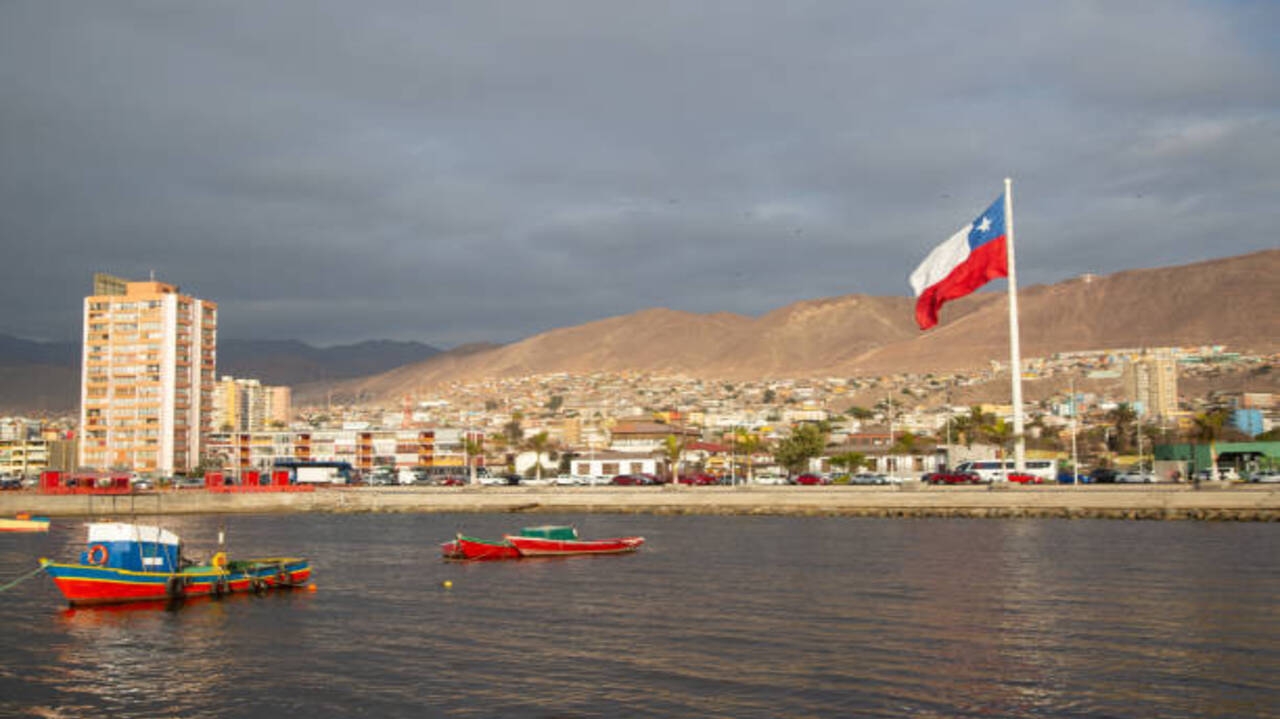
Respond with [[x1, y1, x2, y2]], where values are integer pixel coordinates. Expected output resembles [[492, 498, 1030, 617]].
[[149, 269, 155, 281]]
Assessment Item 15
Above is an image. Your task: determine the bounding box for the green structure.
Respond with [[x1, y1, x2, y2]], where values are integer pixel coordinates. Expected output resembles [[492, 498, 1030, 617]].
[[1154, 441, 1280, 473]]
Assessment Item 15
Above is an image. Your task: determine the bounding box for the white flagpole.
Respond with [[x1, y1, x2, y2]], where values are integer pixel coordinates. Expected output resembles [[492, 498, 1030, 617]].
[[1004, 177, 1026, 475]]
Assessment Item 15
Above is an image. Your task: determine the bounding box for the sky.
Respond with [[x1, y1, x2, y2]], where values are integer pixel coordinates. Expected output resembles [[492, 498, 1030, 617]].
[[2, 2, 1277, 348]]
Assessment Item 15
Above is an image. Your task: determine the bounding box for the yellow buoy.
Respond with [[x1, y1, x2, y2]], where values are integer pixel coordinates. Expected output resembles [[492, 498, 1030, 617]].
[[442, 580, 453, 589], [307, 583, 317, 592]]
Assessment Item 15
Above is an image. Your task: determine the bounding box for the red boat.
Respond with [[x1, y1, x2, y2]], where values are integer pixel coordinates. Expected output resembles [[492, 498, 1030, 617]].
[[504, 525, 644, 557], [441, 526, 644, 560], [440, 534, 521, 561]]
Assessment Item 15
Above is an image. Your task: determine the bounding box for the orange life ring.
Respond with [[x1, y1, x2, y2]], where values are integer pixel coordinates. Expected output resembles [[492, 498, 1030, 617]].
[[88, 544, 109, 565]]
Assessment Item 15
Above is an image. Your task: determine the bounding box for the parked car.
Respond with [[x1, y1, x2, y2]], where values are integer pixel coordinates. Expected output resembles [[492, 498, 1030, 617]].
[[1115, 471, 1156, 484], [1006, 473, 1044, 485], [677, 472, 719, 486], [1056, 472, 1091, 484], [790, 473, 830, 485], [926, 471, 983, 485], [610, 473, 655, 486], [1248, 470, 1280, 483], [1089, 468, 1118, 484], [849, 473, 891, 485], [0, 476, 22, 490], [173, 476, 205, 489]]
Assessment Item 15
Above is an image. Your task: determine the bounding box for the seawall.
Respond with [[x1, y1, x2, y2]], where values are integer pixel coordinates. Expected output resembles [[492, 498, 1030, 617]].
[[3, 484, 1278, 521]]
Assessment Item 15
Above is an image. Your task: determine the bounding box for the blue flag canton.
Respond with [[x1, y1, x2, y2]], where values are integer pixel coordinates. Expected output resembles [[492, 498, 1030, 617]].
[[966, 194, 1006, 249]]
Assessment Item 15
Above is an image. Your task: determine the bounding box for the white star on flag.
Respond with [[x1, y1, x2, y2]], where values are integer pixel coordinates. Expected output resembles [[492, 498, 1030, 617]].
[[976, 216, 991, 233]]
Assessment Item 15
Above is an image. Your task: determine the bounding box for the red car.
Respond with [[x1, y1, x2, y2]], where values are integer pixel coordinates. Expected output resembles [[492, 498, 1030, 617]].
[[1007, 473, 1044, 485], [677, 473, 719, 486], [926, 471, 982, 485], [791, 473, 830, 485], [610, 474, 655, 486]]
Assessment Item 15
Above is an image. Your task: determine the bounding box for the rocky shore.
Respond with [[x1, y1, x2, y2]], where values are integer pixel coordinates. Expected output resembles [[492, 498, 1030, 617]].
[[3, 483, 1277, 521]]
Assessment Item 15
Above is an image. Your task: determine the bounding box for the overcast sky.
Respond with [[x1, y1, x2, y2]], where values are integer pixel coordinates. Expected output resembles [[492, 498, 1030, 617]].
[[2, 2, 1277, 347]]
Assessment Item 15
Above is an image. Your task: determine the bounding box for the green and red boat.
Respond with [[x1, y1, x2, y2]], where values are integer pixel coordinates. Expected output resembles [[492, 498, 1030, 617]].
[[40, 522, 311, 606], [441, 525, 644, 561]]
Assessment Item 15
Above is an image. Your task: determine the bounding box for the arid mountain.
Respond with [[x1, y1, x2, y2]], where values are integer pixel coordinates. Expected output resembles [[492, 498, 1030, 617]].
[[3, 250, 1275, 413], [0, 337, 443, 414], [311, 249, 1279, 405]]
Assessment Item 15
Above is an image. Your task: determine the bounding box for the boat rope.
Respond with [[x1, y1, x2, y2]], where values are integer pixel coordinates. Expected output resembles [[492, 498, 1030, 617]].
[[0, 565, 46, 594]]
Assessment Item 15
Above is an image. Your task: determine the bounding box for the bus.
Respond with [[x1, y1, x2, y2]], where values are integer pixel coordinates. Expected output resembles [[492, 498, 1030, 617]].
[[272, 460, 355, 485], [954, 459, 1056, 483]]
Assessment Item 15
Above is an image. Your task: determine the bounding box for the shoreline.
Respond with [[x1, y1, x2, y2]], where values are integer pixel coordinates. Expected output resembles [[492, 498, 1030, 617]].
[[3, 484, 1278, 521]]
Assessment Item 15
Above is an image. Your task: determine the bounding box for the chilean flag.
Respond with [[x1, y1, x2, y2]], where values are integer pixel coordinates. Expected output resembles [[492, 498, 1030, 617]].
[[909, 193, 1008, 330]]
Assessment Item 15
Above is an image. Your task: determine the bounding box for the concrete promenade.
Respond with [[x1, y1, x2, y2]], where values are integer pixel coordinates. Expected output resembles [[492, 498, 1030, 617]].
[[3, 483, 1278, 521]]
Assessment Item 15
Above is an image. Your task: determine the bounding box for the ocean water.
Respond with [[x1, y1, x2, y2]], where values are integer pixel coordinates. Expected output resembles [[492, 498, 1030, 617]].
[[1, 513, 1276, 718]]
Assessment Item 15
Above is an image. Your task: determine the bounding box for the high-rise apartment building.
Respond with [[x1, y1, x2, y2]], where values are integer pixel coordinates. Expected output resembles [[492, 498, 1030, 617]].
[[79, 278, 217, 475], [1124, 350, 1179, 420], [213, 376, 292, 432]]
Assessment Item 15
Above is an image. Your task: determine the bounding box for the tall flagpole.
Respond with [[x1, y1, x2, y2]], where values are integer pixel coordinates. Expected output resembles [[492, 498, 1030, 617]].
[[1004, 177, 1026, 475]]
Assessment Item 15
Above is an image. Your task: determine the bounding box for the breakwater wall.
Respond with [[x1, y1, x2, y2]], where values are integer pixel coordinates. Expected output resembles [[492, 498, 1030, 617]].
[[3, 484, 1277, 521]]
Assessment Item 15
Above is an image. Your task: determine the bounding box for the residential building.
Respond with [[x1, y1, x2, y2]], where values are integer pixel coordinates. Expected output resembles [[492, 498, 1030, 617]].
[[1124, 350, 1179, 420], [79, 277, 217, 475], [213, 376, 292, 432]]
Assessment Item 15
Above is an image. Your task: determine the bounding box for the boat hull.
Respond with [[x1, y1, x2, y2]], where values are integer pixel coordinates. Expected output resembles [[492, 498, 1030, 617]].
[[41, 558, 311, 606], [441, 536, 520, 561], [0, 517, 50, 532], [505, 535, 645, 557]]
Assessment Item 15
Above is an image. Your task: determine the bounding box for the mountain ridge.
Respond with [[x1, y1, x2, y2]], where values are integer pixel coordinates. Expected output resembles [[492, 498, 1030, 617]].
[[2, 249, 1276, 412]]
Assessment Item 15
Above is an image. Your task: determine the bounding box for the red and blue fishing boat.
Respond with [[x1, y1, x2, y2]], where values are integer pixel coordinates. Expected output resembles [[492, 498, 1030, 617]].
[[441, 525, 644, 561], [40, 522, 311, 606]]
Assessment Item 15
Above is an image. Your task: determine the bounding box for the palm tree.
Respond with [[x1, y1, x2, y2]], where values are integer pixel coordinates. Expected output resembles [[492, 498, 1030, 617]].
[[661, 434, 686, 485], [523, 431, 552, 482], [1191, 409, 1228, 480], [951, 406, 993, 447], [734, 429, 762, 484], [462, 434, 484, 486], [830, 451, 868, 477], [1107, 403, 1138, 453]]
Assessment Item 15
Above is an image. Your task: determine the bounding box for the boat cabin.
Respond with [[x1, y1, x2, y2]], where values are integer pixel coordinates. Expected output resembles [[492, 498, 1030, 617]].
[[517, 525, 578, 541], [81, 522, 181, 572]]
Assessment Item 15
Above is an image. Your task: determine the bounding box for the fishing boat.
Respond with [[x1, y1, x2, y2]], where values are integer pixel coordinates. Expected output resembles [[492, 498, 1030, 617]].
[[40, 522, 311, 606], [0, 513, 50, 532], [440, 534, 522, 561], [441, 525, 645, 561], [505, 525, 645, 557]]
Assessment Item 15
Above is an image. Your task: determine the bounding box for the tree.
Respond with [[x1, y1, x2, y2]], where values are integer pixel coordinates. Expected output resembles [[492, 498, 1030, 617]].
[[951, 406, 993, 447], [733, 429, 762, 484], [661, 434, 686, 485], [846, 406, 874, 420], [829, 451, 867, 475], [462, 434, 484, 486], [1107, 403, 1138, 453], [546, 395, 564, 413], [762, 388, 777, 404], [522, 431, 552, 482], [773, 424, 827, 474], [1190, 409, 1228, 480]]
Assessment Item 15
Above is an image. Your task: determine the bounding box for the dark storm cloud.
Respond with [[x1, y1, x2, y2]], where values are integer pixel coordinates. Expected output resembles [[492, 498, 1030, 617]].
[[2, 1, 1277, 346]]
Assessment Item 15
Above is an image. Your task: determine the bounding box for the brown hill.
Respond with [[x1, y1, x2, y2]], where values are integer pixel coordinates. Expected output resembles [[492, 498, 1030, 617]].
[[312, 249, 1279, 405]]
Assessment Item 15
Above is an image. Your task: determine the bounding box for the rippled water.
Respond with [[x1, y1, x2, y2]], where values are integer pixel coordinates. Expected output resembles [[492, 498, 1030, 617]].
[[1, 514, 1276, 718]]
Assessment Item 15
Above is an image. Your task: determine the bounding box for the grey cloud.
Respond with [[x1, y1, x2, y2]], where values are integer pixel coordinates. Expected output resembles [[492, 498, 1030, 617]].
[[1, 1, 1277, 346]]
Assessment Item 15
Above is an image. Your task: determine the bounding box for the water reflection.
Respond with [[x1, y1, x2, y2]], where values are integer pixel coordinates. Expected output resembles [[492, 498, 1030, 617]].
[[3, 514, 1276, 718]]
